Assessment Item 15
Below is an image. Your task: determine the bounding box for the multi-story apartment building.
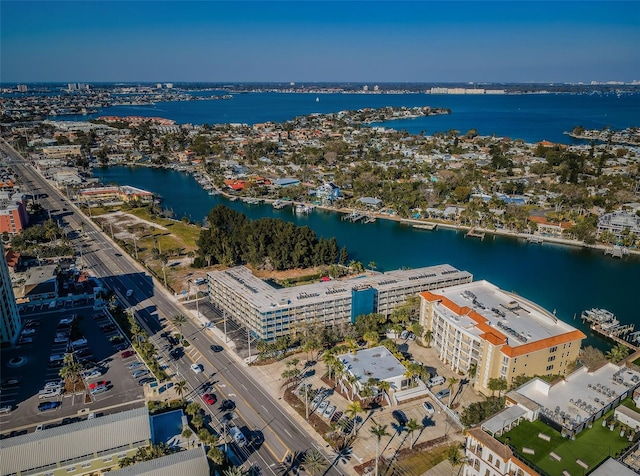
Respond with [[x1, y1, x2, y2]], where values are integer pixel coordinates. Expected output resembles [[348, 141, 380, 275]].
[[1, 249, 21, 345], [596, 209, 640, 242], [464, 427, 540, 476], [207, 265, 472, 341], [0, 192, 28, 236], [419, 280, 585, 396]]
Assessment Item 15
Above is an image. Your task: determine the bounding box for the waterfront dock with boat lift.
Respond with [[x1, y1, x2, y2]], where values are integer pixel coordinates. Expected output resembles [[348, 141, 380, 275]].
[[465, 227, 486, 239], [604, 245, 630, 258], [581, 308, 639, 351]]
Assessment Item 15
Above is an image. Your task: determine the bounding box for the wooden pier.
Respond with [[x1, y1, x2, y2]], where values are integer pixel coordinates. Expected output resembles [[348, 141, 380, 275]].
[[527, 235, 544, 244], [590, 323, 640, 352], [466, 228, 485, 240], [413, 223, 437, 230], [272, 200, 288, 209], [342, 211, 366, 222]]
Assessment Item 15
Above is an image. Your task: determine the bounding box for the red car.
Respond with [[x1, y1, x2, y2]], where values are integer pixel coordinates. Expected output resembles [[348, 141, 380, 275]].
[[202, 393, 216, 405], [121, 350, 135, 358], [89, 381, 107, 390]]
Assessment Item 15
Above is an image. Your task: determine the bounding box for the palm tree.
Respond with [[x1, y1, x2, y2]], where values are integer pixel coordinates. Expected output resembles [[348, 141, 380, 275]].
[[302, 449, 326, 476], [423, 329, 433, 348], [160, 253, 169, 287], [223, 467, 250, 476], [447, 377, 459, 407], [279, 450, 303, 476], [59, 354, 82, 388], [207, 446, 225, 466], [345, 401, 364, 436], [322, 351, 337, 380], [376, 380, 391, 405], [467, 363, 478, 385], [605, 343, 630, 363], [175, 380, 187, 399], [446, 445, 465, 475], [369, 423, 390, 476], [405, 418, 422, 449], [172, 314, 187, 339]]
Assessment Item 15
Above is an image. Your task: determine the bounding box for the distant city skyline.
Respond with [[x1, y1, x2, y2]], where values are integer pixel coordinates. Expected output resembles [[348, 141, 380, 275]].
[[1, 1, 638, 84]]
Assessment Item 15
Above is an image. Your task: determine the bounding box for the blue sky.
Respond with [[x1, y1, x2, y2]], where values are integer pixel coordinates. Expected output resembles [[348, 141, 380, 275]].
[[1, 1, 638, 83]]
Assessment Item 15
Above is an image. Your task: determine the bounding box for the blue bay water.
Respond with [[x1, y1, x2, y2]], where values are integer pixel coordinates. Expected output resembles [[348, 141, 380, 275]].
[[93, 166, 640, 350], [61, 91, 640, 144]]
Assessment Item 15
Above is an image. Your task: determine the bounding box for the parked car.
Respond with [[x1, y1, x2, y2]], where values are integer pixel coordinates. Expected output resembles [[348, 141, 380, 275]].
[[220, 399, 235, 411], [88, 381, 107, 390], [83, 369, 102, 380], [90, 386, 109, 396], [323, 404, 336, 420], [422, 401, 435, 417], [392, 410, 408, 426], [428, 375, 446, 387], [0, 405, 12, 414], [138, 377, 156, 386], [202, 393, 216, 405], [435, 389, 451, 400], [407, 332, 416, 341], [400, 330, 409, 340], [316, 400, 329, 414], [38, 401, 61, 411], [128, 361, 144, 370], [169, 348, 182, 360], [191, 363, 203, 374], [132, 369, 149, 379], [1, 378, 20, 388], [100, 323, 116, 333], [121, 350, 136, 358], [21, 328, 36, 336]]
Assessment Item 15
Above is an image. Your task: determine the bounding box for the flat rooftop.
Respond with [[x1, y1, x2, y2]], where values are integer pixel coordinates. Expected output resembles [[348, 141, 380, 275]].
[[513, 363, 640, 430], [338, 345, 407, 383], [209, 264, 472, 313], [429, 280, 580, 347]]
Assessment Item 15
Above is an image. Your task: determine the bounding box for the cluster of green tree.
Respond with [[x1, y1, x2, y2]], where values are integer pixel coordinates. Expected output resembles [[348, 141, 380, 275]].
[[118, 444, 175, 468], [9, 219, 74, 257], [194, 205, 347, 270]]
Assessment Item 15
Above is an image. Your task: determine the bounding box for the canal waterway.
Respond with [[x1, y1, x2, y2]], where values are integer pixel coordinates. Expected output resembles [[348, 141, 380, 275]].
[[93, 166, 640, 349]]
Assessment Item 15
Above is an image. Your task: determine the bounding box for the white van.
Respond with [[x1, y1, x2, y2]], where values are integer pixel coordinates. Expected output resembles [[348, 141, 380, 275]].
[[428, 375, 446, 387]]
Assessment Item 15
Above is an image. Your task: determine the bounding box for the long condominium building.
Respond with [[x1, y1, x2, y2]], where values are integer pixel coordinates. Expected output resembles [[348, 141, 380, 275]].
[[419, 280, 585, 396], [1, 249, 21, 345], [207, 265, 473, 341]]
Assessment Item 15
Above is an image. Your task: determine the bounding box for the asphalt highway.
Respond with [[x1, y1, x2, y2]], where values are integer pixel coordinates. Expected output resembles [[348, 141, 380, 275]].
[[1, 141, 343, 475]]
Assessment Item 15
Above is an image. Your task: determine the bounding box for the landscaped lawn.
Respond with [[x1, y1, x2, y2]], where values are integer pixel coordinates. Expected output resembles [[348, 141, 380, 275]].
[[498, 417, 632, 475]]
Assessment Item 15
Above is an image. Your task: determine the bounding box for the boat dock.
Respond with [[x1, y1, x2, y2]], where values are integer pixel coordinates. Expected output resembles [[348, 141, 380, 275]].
[[272, 200, 288, 209], [363, 215, 376, 224], [466, 228, 485, 240], [413, 223, 437, 230], [604, 246, 629, 258], [342, 211, 366, 222], [582, 308, 639, 351], [590, 323, 639, 352], [527, 235, 544, 244]]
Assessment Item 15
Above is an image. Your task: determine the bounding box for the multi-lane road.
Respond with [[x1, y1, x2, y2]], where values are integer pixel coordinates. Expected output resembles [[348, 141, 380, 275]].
[[1, 141, 344, 475]]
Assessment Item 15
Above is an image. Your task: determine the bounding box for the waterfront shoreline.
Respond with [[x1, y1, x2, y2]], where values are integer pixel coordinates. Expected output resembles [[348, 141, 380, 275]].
[[214, 190, 639, 259]]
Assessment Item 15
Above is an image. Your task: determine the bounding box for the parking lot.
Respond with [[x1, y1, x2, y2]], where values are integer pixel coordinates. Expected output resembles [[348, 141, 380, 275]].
[[0, 301, 150, 436]]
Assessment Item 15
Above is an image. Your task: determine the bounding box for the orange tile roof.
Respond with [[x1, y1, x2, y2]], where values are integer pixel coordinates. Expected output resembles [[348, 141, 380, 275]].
[[421, 291, 585, 356], [501, 330, 586, 357]]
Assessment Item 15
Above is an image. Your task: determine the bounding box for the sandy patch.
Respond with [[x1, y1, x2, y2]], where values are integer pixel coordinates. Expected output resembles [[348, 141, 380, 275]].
[[96, 211, 168, 240]]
